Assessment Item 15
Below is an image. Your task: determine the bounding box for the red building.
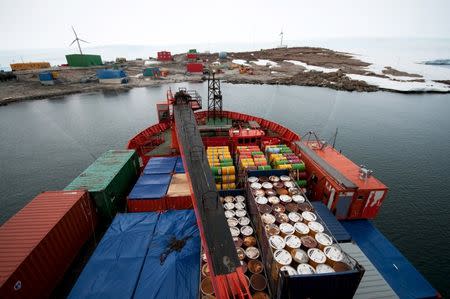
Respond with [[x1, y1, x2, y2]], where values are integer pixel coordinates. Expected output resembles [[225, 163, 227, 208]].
[[157, 51, 172, 61]]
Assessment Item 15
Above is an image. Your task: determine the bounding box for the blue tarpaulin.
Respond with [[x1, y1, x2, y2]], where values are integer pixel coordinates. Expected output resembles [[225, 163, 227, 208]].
[[69, 210, 200, 299], [96, 69, 127, 79], [342, 220, 437, 299], [311, 201, 351, 242], [144, 157, 177, 174], [174, 157, 185, 173], [128, 184, 169, 199], [134, 210, 200, 299], [68, 213, 159, 299], [136, 174, 172, 186]]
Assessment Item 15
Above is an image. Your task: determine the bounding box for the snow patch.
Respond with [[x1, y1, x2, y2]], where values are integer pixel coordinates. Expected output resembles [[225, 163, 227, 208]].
[[232, 59, 250, 66], [346, 74, 450, 92], [144, 60, 161, 65], [284, 60, 339, 73], [251, 59, 279, 67]]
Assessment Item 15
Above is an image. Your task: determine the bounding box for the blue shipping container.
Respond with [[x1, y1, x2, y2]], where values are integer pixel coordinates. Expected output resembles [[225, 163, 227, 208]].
[[311, 201, 352, 242], [342, 220, 437, 299], [39, 72, 53, 81], [96, 69, 127, 79], [143, 156, 177, 175], [69, 210, 199, 299]]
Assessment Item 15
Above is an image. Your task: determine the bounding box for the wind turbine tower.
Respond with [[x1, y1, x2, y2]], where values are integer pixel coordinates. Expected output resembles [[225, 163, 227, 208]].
[[70, 26, 89, 55]]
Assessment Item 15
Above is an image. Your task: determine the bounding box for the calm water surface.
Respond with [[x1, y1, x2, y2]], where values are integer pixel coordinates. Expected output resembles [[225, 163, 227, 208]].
[[1, 83, 449, 295]]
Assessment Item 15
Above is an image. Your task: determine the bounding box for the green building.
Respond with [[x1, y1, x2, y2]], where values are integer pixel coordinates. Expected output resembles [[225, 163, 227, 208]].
[[65, 54, 103, 67]]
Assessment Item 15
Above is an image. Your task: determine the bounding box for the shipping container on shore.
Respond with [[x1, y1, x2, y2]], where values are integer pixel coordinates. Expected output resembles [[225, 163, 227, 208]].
[[186, 63, 203, 73], [65, 150, 139, 221], [0, 191, 97, 299], [65, 54, 102, 67], [69, 210, 200, 299], [10, 62, 50, 71]]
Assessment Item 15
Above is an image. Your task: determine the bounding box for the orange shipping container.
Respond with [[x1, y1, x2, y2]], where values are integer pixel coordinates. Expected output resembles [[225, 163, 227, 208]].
[[0, 190, 97, 299], [10, 62, 51, 71]]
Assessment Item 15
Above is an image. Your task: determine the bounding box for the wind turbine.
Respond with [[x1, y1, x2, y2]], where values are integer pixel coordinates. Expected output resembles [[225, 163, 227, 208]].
[[69, 26, 89, 55], [280, 29, 284, 47]]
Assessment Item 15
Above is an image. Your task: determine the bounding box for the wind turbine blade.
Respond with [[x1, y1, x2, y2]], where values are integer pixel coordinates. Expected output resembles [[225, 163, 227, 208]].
[[69, 39, 77, 46], [78, 39, 89, 43], [72, 26, 78, 38]]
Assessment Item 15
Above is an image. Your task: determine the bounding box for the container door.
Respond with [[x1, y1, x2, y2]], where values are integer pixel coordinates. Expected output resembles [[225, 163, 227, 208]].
[[327, 188, 336, 209], [335, 192, 353, 219]]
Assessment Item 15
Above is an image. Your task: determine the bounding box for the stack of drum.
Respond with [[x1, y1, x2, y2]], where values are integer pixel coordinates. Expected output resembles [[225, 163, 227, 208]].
[[264, 145, 307, 187], [247, 175, 352, 287], [221, 194, 271, 298], [207, 146, 236, 190], [237, 146, 271, 171]]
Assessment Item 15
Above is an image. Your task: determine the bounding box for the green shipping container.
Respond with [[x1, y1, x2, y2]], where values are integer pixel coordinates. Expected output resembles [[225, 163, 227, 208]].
[[65, 150, 139, 221], [66, 54, 103, 67], [188, 49, 197, 53]]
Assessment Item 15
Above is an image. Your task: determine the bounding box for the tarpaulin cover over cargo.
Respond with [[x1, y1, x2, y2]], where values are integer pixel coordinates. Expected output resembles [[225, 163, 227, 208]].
[[96, 69, 128, 79], [69, 210, 200, 299]]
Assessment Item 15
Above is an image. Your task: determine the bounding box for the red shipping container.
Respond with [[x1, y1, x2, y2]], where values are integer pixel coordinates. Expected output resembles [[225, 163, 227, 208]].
[[127, 198, 167, 212], [166, 196, 193, 210], [186, 53, 198, 60], [0, 191, 97, 299], [186, 63, 203, 73]]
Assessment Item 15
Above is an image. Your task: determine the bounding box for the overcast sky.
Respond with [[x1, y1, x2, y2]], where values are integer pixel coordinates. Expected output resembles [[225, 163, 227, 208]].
[[1, 0, 449, 50]]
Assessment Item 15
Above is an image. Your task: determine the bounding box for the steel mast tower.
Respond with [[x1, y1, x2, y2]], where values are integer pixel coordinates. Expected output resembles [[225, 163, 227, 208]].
[[207, 72, 223, 124]]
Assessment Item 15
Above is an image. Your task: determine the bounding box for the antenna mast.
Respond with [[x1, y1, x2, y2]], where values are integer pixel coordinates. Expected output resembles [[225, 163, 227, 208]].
[[207, 72, 223, 124], [280, 29, 284, 47]]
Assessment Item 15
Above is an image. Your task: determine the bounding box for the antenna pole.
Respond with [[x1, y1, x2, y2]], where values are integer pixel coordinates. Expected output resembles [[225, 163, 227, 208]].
[[280, 31, 283, 47], [332, 127, 338, 148]]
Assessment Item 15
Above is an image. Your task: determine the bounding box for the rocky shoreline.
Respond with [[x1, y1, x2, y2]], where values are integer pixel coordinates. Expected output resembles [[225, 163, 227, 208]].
[[1, 47, 449, 106]]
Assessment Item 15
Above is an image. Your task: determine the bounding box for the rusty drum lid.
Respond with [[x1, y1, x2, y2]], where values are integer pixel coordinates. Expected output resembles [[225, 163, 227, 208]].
[[324, 245, 344, 262], [292, 194, 305, 203], [302, 211, 317, 222], [269, 235, 286, 250], [297, 263, 316, 275], [308, 221, 324, 233], [273, 249, 292, 265], [307, 248, 327, 264], [280, 265, 297, 276]]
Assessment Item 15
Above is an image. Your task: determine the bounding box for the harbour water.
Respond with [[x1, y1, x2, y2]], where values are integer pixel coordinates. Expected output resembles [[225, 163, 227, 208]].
[[0, 83, 449, 295]]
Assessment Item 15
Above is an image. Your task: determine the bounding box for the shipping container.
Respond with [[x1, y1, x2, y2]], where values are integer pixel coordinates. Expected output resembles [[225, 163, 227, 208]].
[[38, 72, 53, 81], [186, 53, 198, 60], [186, 63, 203, 73], [127, 174, 172, 212], [69, 210, 200, 299], [10, 62, 50, 71], [165, 173, 193, 210], [65, 54, 102, 67], [143, 67, 161, 77], [65, 150, 139, 221], [0, 191, 97, 299], [295, 141, 388, 220]]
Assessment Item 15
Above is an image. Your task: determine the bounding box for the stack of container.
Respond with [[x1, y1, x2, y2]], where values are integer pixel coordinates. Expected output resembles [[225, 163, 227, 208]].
[[207, 146, 236, 190], [127, 156, 192, 212], [265, 145, 307, 187]]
